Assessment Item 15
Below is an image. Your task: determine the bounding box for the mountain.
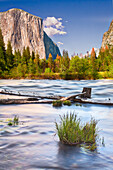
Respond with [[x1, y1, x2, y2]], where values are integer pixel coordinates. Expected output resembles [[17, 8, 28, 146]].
[[102, 20, 113, 48], [0, 8, 61, 59]]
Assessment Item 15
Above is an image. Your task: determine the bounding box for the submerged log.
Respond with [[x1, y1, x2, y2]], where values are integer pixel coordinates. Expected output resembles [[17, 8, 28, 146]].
[[61, 87, 91, 101], [0, 87, 113, 106], [0, 99, 53, 105], [73, 98, 113, 106], [0, 90, 62, 100], [61, 92, 86, 101]]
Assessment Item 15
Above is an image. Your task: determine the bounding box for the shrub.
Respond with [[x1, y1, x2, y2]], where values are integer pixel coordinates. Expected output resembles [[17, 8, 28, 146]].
[[55, 113, 98, 151], [63, 100, 71, 106], [53, 100, 62, 107]]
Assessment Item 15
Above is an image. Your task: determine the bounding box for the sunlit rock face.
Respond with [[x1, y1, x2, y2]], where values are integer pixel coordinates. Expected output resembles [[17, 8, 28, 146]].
[[102, 20, 113, 48], [0, 8, 61, 59]]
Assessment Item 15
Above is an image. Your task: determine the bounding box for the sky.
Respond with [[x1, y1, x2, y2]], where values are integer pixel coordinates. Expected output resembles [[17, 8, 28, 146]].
[[0, 0, 113, 56]]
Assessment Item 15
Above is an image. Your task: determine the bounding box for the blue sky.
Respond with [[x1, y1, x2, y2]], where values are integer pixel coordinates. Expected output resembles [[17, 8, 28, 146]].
[[0, 0, 113, 56]]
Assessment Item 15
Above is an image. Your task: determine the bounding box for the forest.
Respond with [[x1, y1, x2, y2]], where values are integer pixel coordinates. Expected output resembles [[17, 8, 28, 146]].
[[0, 28, 113, 80]]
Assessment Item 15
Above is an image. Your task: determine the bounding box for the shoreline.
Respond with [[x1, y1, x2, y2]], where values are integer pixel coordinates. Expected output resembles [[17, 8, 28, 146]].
[[0, 72, 113, 80]]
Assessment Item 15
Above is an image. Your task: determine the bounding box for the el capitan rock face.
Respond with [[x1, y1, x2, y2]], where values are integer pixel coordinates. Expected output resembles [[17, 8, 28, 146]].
[[0, 8, 61, 59], [102, 20, 113, 48]]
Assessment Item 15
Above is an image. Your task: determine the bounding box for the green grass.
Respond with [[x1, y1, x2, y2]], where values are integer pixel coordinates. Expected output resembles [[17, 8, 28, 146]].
[[55, 113, 98, 151], [53, 100, 62, 107], [75, 103, 82, 107], [63, 100, 71, 106], [8, 115, 19, 126]]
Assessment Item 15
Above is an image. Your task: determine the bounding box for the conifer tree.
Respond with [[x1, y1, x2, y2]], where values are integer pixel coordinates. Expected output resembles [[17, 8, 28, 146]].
[[47, 53, 54, 71], [0, 28, 6, 68], [0, 47, 5, 71], [0, 28, 6, 55], [6, 40, 14, 69], [91, 48, 98, 79], [31, 51, 35, 62]]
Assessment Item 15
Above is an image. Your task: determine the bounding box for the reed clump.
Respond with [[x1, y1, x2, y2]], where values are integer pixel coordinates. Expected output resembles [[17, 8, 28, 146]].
[[53, 100, 62, 107], [8, 115, 19, 126], [63, 100, 71, 106], [55, 113, 98, 151]]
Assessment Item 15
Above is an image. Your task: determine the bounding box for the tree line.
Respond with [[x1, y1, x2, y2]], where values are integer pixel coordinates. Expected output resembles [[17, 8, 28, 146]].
[[0, 28, 113, 79]]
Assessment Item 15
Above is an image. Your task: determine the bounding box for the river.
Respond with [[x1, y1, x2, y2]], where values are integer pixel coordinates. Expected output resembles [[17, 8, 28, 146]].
[[0, 79, 113, 169]]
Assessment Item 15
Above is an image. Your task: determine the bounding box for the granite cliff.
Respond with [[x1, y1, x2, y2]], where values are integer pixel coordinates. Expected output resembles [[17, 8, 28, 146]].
[[102, 20, 113, 48], [0, 8, 61, 59]]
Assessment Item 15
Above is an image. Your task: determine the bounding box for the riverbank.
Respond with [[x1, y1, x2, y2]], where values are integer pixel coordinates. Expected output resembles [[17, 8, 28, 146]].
[[0, 72, 113, 80]]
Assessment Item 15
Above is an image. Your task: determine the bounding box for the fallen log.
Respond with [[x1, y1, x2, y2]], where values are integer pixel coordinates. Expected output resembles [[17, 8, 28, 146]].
[[61, 92, 86, 101], [0, 87, 113, 106], [73, 98, 113, 106], [0, 99, 53, 105], [0, 91, 62, 100]]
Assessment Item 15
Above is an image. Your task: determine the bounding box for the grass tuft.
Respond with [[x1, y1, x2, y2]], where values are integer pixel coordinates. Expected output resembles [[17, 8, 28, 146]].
[[8, 115, 19, 126], [53, 100, 62, 107], [55, 113, 98, 151], [63, 100, 71, 106]]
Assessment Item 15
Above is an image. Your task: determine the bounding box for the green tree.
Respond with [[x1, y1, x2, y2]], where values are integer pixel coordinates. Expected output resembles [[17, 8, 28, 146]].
[[60, 50, 70, 73], [0, 28, 6, 71], [0, 28, 6, 59], [14, 49, 21, 66], [47, 53, 54, 71], [6, 40, 14, 69], [90, 48, 98, 79], [0, 47, 6, 71], [22, 46, 31, 65]]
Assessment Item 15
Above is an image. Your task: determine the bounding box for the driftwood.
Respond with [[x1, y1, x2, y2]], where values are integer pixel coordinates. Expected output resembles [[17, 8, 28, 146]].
[[73, 98, 113, 106], [0, 87, 113, 106], [0, 91, 62, 100], [0, 99, 53, 105]]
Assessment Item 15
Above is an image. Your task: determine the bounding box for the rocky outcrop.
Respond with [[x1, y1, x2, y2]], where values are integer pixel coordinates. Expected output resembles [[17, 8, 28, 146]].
[[0, 8, 61, 59], [102, 20, 113, 48], [44, 32, 61, 59]]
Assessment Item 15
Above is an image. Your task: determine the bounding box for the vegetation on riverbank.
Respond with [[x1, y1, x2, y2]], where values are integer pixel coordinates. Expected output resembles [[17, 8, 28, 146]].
[[55, 113, 98, 151], [0, 28, 113, 80]]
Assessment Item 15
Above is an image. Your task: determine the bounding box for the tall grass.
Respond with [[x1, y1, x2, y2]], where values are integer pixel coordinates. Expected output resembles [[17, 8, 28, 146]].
[[55, 113, 98, 151]]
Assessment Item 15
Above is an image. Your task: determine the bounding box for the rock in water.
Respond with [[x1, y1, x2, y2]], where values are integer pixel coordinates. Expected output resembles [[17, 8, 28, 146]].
[[0, 8, 61, 59], [102, 20, 113, 48]]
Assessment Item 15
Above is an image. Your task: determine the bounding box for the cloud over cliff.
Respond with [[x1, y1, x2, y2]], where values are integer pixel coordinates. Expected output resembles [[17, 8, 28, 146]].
[[43, 17, 67, 36]]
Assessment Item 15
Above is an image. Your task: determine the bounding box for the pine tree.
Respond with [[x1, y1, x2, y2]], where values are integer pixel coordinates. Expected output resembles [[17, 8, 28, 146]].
[[0, 47, 5, 71], [22, 46, 31, 65], [91, 48, 98, 79], [0, 28, 6, 68], [6, 40, 14, 69], [0, 28, 5, 55], [47, 53, 54, 71], [31, 51, 35, 62]]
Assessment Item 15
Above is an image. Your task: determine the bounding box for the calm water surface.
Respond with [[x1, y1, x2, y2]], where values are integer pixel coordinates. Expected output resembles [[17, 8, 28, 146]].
[[0, 79, 113, 169]]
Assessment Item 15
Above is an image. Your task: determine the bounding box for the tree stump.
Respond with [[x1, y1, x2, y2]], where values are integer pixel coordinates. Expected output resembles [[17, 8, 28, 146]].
[[81, 87, 91, 98]]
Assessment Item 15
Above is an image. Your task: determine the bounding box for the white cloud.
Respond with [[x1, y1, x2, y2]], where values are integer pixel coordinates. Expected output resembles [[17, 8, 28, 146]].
[[58, 18, 62, 21], [43, 17, 67, 36], [44, 26, 66, 36], [57, 42, 63, 45]]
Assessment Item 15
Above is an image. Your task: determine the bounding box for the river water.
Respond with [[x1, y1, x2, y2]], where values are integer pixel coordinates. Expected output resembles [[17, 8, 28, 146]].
[[0, 79, 113, 169]]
